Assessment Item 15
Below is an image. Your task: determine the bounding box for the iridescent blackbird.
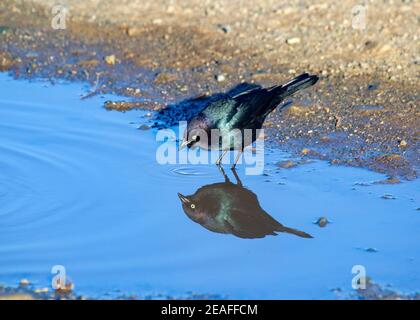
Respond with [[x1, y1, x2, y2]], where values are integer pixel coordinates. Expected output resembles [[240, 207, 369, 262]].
[[180, 73, 319, 167]]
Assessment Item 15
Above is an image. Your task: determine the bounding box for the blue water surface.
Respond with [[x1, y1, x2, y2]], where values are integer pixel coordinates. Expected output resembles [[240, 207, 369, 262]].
[[0, 74, 419, 299]]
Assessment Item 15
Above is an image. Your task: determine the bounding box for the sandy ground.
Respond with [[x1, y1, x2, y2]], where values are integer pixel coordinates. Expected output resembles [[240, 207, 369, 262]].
[[0, 282, 224, 300], [0, 0, 419, 179], [1, 280, 419, 300]]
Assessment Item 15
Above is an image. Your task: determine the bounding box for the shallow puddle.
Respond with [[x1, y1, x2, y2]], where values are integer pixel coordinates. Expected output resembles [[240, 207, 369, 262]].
[[0, 74, 419, 299]]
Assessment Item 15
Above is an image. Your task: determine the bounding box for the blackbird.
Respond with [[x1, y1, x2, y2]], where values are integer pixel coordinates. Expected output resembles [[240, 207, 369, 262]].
[[179, 73, 319, 168]]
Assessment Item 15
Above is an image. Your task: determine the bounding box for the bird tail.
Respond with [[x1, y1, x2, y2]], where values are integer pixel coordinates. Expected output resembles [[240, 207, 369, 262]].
[[268, 73, 318, 107], [271, 73, 318, 99], [278, 225, 313, 238]]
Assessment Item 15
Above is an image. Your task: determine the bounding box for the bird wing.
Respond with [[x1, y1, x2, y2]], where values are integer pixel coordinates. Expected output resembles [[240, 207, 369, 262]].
[[225, 208, 313, 239], [201, 97, 238, 128], [200, 87, 278, 131], [227, 87, 278, 129], [223, 208, 279, 239]]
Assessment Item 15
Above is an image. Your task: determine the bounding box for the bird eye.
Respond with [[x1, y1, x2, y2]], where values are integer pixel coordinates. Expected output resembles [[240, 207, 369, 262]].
[[191, 135, 200, 142], [190, 204, 195, 209]]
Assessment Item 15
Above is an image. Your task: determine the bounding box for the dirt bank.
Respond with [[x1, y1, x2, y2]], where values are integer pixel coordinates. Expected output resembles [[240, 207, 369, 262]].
[[0, 0, 418, 179]]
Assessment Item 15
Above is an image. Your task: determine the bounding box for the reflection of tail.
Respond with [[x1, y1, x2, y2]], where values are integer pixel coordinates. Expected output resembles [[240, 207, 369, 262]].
[[278, 226, 313, 238]]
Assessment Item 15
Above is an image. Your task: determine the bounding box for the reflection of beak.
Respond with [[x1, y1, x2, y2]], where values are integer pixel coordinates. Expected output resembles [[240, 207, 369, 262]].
[[179, 140, 189, 151], [177, 193, 190, 204]]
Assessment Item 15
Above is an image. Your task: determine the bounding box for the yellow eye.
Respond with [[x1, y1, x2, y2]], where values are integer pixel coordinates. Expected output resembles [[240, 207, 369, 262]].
[[190, 204, 195, 209]]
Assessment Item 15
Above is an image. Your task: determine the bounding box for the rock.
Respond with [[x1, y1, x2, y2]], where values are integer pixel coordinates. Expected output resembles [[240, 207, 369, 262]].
[[104, 54, 116, 65], [19, 279, 30, 286], [373, 177, 400, 185], [286, 105, 307, 114], [218, 24, 231, 33], [77, 59, 99, 67], [286, 37, 301, 45], [215, 74, 226, 82], [138, 124, 151, 130], [381, 194, 396, 200], [301, 148, 311, 156], [334, 115, 342, 128], [54, 276, 74, 294], [277, 160, 297, 169], [154, 72, 178, 84], [398, 139, 407, 148], [0, 52, 14, 71], [314, 217, 330, 227], [126, 27, 141, 37]]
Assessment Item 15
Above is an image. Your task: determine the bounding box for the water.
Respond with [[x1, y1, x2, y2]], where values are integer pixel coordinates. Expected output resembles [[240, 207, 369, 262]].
[[0, 74, 419, 299]]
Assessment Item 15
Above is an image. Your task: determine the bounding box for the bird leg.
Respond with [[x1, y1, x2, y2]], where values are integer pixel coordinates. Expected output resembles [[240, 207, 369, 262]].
[[231, 167, 243, 186], [231, 150, 243, 169], [215, 150, 228, 166], [218, 165, 230, 183]]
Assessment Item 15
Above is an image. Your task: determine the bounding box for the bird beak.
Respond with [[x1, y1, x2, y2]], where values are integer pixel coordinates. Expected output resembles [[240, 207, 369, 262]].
[[177, 193, 190, 204], [179, 139, 189, 151]]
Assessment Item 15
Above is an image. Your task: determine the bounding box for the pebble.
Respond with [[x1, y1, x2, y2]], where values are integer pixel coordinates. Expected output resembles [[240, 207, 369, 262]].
[[398, 139, 407, 148], [138, 124, 151, 130], [301, 148, 311, 155], [381, 194, 396, 200], [104, 54, 116, 65], [215, 74, 226, 82], [218, 24, 231, 34], [314, 217, 330, 227], [286, 37, 301, 45], [126, 27, 140, 37], [19, 279, 30, 286], [34, 287, 49, 294], [277, 160, 297, 169]]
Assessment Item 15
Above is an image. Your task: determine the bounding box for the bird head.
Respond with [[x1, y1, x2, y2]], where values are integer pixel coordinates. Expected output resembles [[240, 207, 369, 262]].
[[179, 116, 210, 150], [177, 192, 206, 223]]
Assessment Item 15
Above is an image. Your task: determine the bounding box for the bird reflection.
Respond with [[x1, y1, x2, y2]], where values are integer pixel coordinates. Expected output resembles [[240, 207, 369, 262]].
[[178, 168, 313, 239]]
